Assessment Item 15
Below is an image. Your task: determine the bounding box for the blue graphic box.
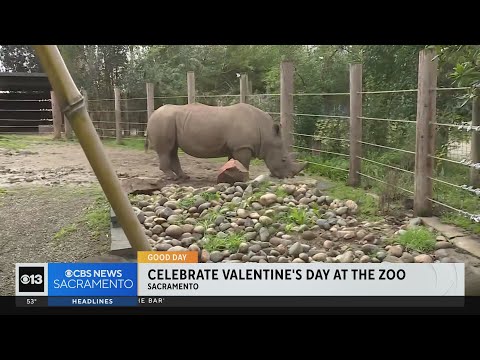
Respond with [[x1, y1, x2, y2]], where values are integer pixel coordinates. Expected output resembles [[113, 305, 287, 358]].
[[48, 263, 137, 296]]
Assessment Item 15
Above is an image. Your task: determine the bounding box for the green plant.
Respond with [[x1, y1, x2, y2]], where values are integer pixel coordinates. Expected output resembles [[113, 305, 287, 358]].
[[178, 196, 196, 209], [392, 227, 436, 253], [204, 233, 244, 252], [274, 187, 289, 198], [289, 207, 309, 225], [199, 191, 221, 202]]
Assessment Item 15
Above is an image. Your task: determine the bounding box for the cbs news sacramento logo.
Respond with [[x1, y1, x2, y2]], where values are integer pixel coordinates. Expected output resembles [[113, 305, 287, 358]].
[[16, 263, 48, 296]]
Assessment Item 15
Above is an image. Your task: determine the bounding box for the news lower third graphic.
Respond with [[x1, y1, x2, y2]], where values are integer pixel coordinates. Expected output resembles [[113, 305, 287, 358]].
[[15, 263, 137, 307], [15, 252, 467, 307]]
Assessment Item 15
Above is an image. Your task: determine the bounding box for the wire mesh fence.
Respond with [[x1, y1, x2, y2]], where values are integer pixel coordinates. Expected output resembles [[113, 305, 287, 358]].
[[429, 89, 479, 224], [288, 93, 351, 179]]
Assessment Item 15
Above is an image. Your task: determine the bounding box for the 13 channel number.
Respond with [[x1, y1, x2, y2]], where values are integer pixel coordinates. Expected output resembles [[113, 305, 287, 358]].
[[20, 274, 43, 285]]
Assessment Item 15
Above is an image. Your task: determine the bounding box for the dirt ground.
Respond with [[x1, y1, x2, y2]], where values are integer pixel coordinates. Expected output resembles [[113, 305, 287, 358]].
[[0, 140, 274, 295], [0, 141, 271, 189]]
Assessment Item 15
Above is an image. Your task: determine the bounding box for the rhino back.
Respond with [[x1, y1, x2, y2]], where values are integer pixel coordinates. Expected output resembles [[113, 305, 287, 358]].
[[146, 103, 272, 158], [176, 103, 265, 157]]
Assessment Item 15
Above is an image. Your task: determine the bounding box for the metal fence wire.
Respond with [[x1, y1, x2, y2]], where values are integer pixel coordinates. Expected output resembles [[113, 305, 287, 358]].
[[80, 73, 479, 224]]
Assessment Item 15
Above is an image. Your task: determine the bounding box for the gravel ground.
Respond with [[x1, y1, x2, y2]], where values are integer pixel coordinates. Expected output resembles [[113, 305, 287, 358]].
[[0, 185, 110, 296]]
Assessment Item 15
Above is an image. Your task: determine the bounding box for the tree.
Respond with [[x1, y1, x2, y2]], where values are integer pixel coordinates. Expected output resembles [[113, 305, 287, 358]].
[[0, 45, 41, 72]]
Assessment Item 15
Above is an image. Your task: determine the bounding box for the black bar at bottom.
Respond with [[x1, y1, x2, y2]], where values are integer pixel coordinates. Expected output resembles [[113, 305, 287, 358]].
[[137, 296, 465, 307]]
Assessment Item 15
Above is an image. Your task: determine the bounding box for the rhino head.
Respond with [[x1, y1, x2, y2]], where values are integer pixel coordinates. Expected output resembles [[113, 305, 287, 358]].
[[263, 124, 307, 179]]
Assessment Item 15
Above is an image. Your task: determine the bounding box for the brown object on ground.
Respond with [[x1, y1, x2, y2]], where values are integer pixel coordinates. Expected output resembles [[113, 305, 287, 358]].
[[119, 177, 160, 194], [217, 159, 249, 184]]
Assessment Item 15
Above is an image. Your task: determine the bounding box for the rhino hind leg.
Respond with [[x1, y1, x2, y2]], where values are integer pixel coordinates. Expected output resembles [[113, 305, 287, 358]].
[[170, 150, 190, 180], [155, 148, 179, 181]]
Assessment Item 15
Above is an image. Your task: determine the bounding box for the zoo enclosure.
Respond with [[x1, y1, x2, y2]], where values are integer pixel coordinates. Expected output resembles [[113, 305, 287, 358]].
[[53, 49, 479, 223], [0, 72, 54, 134]]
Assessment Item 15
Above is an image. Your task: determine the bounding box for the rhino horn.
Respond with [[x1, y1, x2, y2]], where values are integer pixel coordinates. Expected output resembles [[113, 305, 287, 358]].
[[289, 161, 306, 177]]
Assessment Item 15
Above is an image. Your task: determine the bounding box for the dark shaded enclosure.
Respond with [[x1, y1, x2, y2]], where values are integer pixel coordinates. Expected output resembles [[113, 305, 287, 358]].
[[0, 72, 52, 133]]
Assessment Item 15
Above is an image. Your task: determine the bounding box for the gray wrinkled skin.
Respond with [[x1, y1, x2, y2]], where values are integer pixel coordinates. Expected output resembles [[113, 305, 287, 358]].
[[145, 103, 306, 180]]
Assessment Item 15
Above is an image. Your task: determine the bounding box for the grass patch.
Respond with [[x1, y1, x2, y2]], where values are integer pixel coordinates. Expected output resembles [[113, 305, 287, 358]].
[[391, 227, 436, 253], [102, 137, 145, 151], [0, 134, 54, 150], [204, 233, 244, 252], [273, 206, 317, 230], [441, 213, 480, 235], [198, 209, 222, 228], [81, 195, 110, 239], [298, 148, 479, 233], [53, 224, 78, 241], [0, 188, 7, 196]]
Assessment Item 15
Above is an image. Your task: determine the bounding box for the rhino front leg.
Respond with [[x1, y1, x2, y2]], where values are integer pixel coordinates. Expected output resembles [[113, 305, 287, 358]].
[[232, 148, 252, 170]]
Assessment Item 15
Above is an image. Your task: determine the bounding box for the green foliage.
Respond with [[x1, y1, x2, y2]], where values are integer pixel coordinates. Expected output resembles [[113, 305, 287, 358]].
[[288, 207, 310, 225], [178, 196, 196, 209], [0, 45, 40, 72], [274, 187, 289, 198], [0, 188, 6, 196], [274, 207, 315, 228], [391, 227, 436, 253], [204, 233, 244, 253], [199, 191, 221, 202]]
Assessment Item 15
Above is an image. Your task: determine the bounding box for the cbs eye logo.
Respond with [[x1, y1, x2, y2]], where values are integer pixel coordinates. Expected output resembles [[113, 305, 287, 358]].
[[18, 267, 44, 293]]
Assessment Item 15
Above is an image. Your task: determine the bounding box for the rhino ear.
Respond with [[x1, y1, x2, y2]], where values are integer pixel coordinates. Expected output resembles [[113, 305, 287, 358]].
[[273, 123, 281, 136]]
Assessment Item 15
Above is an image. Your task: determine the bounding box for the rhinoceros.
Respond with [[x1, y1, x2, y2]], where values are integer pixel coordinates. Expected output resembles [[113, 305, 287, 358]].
[[144, 103, 306, 180]]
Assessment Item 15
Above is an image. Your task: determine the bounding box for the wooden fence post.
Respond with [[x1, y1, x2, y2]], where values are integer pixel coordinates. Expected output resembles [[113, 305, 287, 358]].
[[414, 49, 438, 217], [50, 91, 62, 140], [312, 138, 321, 155], [348, 64, 363, 187], [187, 71, 195, 104], [146, 82, 154, 120], [240, 74, 247, 103], [114, 87, 122, 144], [124, 91, 130, 135], [280, 61, 294, 150], [64, 114, 72, 139], [470, 95, 480, 187]]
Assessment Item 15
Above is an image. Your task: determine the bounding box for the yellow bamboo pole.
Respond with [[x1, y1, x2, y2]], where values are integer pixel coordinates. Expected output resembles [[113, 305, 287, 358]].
[[32, 45, 151, 252]]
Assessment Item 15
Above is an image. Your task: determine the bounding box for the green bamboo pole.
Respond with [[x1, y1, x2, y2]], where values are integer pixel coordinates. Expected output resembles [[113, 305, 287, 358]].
[[33, 45, 151, 252]]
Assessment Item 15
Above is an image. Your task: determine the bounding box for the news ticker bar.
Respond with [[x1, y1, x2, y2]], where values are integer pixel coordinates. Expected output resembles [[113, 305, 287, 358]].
[[15, 296, 466, 307], [15, 251, 465, 307]]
